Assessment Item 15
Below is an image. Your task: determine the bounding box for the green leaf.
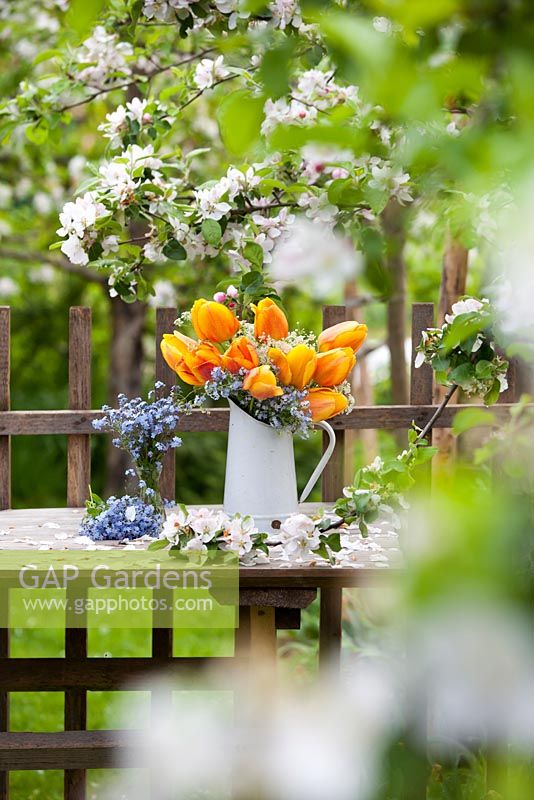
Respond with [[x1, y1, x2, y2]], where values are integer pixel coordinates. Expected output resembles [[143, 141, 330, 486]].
[[148, 539, 168, 551], [452, 407, 496, 435], [475, 360, 494, 379], [484, 379, 502, 406], [201, 219, 222, 246], [33, 49, 61, 66], [49, 241, 63, 251], [162, 239, 187, 260], [217, 90, 265, 155], [258, 38, 294, 99], [413, 445, 438, 464], [449, 362, 475, 389], [66, 0, 107, 37], [242, 242, 264, 269], [25, 119, 49, 145]]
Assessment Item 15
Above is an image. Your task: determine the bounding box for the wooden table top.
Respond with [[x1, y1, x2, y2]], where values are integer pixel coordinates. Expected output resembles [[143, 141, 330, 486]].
[[0, 507, 402, 588]]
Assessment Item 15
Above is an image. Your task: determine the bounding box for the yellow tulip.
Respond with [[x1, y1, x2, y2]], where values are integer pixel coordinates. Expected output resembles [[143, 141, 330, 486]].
[[222, 337, 260, 373], [318, 321, 368, 353], [160, 334, 187, 373], [253, 298, 289, 341], [242, 365, 283, 400], [314, 347, 355, 387], [305, 388, 349, 422], [286, 344, 317, 390], [268, 347, 292, 385], [191, 298, 240, 343]]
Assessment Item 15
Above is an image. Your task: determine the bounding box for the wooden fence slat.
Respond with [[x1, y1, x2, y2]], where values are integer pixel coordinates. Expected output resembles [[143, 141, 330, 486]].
[[65, 597, 87, 800], [155, 307, 177, 502], [0, 657, 238, 691], [66, 308, 91, 800], [410, 304, 434, 406], [67, 308, 91, 508], [153, 308, 177, 671], [0, 403, 525, 436], [0, 308, 9, 800], [0, 308, 10, 512], [319, 306, 346, 673], [0, 731, 144, 771], [410, 303, 435, 489]]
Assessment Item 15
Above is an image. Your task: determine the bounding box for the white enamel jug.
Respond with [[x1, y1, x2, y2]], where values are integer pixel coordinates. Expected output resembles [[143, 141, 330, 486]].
[[223, 400, 336, 530]]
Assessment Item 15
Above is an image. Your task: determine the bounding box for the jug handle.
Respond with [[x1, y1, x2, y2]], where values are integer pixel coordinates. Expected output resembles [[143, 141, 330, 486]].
[[299, 420, 336, 504]]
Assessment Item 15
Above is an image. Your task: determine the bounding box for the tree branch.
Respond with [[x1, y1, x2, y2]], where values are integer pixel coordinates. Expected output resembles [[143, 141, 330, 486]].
[[416, 383, 458, 442], [0, 247, 107, 285], [59, 48, 217, 113]]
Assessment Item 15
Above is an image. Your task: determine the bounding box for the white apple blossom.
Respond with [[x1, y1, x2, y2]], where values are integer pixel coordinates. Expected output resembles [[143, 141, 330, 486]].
[[279, 513, 320, 559], [0, 277, 18, 299], [193, 184, 232, 221], [368, 160, 413, 205], [295, 69, 359, 110], [77, 26, 133, 87], [300, 145, 354, 185], [149, 280, 176, 308], [221, 515, 257, 557], [193, 56, 230, 90], [143, 0, 197, 22], [261, 97, 317, 136], [269, 218, 361, 297], [61, 235, 89, 265], [57, 193, 107, 239], [269, 0, 302, 30], [101, 235, 119, 256], [444, 296, 487, 324]]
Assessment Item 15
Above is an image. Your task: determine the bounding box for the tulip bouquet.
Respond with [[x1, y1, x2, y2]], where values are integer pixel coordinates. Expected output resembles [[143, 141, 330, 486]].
[[161, 289, 367, 436]]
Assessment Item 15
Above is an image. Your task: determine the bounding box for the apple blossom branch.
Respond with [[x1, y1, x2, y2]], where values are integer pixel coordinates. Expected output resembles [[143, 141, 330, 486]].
[[59, 48, 218, 113]]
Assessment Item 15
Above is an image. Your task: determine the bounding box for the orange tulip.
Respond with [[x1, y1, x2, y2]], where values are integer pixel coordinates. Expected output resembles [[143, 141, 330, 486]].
[[286, 344, 317, 390], [242, 365, 283, 400], [268, 347, 292, 385], [222, 337, 260, 373], [162, 335, 222, 386], [161, 334, 188, 373], [253, 298, 289, 341], [305, 388, 349, 422], [191, 298, 240, 343], [314, 347, 356, 387], [318, 321, 368, 353]]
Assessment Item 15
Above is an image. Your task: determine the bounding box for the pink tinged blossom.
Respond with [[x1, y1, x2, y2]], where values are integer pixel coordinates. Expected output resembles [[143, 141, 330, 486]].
[[226, 284, 239, 298], [213, 291, 227, 303]]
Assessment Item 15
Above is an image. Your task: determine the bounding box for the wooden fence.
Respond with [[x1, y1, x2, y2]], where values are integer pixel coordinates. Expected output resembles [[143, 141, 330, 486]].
[[0, 302, 521, 799]]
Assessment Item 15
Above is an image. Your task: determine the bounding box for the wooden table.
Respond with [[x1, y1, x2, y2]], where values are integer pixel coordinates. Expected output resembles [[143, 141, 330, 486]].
[[0, 506, 401, 790]]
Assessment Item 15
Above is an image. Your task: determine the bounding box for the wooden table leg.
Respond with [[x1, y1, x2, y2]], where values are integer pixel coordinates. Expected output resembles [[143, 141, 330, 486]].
[[235, 606, 251, 657], [249, 607, 276, 666], [319, 587, 342, 674]]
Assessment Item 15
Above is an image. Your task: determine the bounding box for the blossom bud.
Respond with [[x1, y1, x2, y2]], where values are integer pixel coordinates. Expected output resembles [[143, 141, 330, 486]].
[[213, 291, 227, 303]]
